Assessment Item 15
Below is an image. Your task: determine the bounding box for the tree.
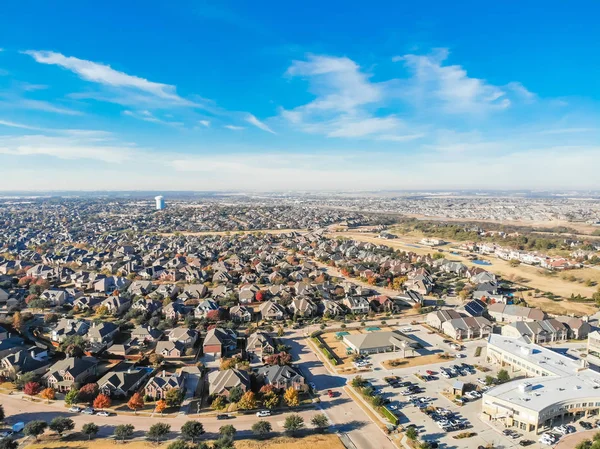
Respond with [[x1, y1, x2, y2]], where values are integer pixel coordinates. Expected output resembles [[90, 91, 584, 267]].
[[277, 326, 284, 337], [311, 413, 329, 431], [0, 439, 18, 449], [93, 393, 111, 410], [485, 375, 495, 386], [23, 381, 40, 397], [265, 352, 292, 366], [114, 424, 135, 442], [251, 420, 272, 438], [211, 395, 227, 410], [220, 358, 238, 371], [219, 424, 237, 438], [283, 387, 299, 407], [181, 420, 205, 443], [49, 417, 75, 436], [149, 353, 164, 368], [263, 392, 280, 409], [255, 291, 264, 302], [0, 404, 4, 423], [237, 391, 257, 410], [406, 427, 418, 441], [78, 383, 99, 402], [40, 387, 56, 403], [497, 369, 510, 384], [155, 399, 167, 415], [212, 436, 235, 449], [64, 388, 79, 405], [576, 441, 592, 449], [81, 422, 99, 440], [12, 312, 22, 331], [167, 442, 190, 449], [228, 385, 244, 403], [351, 376, 367, 388], [127, 392, 145, 414], [165, 388, 184, 407], [24, 420, 48, 442], [283, 414, 304, 434], [148, 423, 171, 443]]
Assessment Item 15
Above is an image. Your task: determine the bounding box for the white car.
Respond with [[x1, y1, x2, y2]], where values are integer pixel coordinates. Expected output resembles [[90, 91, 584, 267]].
[[477, 378, 486, 385], [402, 327, 413, 332], [256, 410, 271, 417], [96, 411, 111, 417]]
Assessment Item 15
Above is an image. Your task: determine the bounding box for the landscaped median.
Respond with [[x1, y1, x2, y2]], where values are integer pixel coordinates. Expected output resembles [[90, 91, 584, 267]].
[[348, 376, 399, 427], [310, 331, 340, 366]]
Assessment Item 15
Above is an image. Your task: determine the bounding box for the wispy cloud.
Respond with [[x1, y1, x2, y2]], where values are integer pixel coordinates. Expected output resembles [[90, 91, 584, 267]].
[[25, 50, 195, 107], [245, 114, 275, 134], [224, 125, 245, 131], [198, 120, 210, 127], [0, 119, 45, 131], [123, 110, 183, 127]]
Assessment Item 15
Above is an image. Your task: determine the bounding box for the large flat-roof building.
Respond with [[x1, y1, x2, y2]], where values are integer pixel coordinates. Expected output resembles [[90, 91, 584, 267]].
[[482, 334, 600, 434]]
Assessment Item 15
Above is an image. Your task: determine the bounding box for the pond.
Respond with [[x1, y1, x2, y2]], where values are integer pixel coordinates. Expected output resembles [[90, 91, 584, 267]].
[[472, 259, 492, 266]]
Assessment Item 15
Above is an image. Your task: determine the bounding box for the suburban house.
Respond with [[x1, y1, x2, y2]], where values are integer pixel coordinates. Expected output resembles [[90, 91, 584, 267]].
[[87, 321, 119, 344], [155, 340, 187, 358], [290, 297, 318, 317], [97, 362, 152, 397], [246, 332, 276, 357], [427, 310, 463, 330], [42, 357, 98, 392], [343, 296, 370, 315], [259, 300, 286, 321], [0, 346, 50, 380], [229, 305, 253, 322], [319, 299, 346, 317], [256, 365, 306, 391], [203, 327, 237, 358], [144, 370, 186, 400], [52, 319, 90, 343], [163, 300, 190, 320], [343, 330, 418, 356], [441, 317, 492, 340], [487, 303, 546, 323], [555, 316, 592, 340], [131, 325, 163, 342], [194, 299, 219, 319], [208, 368, 251, 397], [100, 296, 131, 315], [168, 327, 199, 347], [501, 319, 568, 344]]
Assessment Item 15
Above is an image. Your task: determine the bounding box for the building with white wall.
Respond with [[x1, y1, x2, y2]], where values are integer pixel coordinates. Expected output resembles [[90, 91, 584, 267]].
[[155, 196, 165, 210]]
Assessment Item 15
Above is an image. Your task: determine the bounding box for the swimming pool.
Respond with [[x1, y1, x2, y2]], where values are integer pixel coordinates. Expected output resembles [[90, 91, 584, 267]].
[[472, 259, 492, 266]]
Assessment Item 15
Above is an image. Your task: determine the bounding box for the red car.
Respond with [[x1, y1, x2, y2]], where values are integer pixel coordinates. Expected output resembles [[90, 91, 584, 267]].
[[426, 370, 434, 375], [327, 389, 335, 398]]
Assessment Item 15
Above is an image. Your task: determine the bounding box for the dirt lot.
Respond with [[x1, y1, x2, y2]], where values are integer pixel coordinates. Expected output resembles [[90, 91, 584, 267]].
[[320, 329, 362, 369], [25, 435, 345, 449], [381, 353, 452, 370], [334, 231, 598, 315]]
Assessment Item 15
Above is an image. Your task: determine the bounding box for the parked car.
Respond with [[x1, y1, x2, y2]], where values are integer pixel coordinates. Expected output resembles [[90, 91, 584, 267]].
[[519, 440, 534, 447], [216, 414, 233, 420], [327, 389, 335, 398], [256, 410, 271, 417], [96, 411, 111, 417], [82, 408, 95, 415], [581, 421, 594, 430], [69, 406, 82, 413]]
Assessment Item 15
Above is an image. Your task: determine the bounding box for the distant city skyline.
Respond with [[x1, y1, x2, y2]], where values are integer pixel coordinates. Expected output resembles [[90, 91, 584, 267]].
[[0, 1, 599, 190]]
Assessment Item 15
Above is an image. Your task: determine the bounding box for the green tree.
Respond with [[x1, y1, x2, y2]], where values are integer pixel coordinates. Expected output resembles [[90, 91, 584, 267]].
[[351, 376, 367, 388], [212, 436, 235, 449], [114, 424, 135, 442], [24, 420, 48, 442], [0, 439, 18, 449], [148, 423, 171, 443], [165, 388, 184, 407], [180, 421, 205, 443], [64, 388, 80, 405], [211, 396, 227, 410], [81, 423, 99, 440], [263, 392, 280, 409], [219, 424, 237, 438], [576, 440, 592, 449], [228, 385, 244, 403], [406, 427, 418, 441], [0, 404, 4, 422], [497, 369, 510, 384], [251, 420, 272, 439], [484, 375, 495, 386], [283, 414, 304, 435], [311, 413, 329, 431], [49, 417, 75, 436], [166, 441, 190, 449]]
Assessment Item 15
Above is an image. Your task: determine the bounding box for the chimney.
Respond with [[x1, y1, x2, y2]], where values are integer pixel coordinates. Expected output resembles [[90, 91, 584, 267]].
[[162, 370, 166, 377]]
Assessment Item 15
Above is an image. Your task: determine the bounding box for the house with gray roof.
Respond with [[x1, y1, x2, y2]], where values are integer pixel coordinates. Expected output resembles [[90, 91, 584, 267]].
[[208, 368, 251, 397], [256, 365, 306, 391], [98, 362, 152, 397], [343, 330, 418, 356]]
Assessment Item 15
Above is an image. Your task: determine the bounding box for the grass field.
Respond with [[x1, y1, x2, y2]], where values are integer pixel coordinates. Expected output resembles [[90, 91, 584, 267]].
[[333, 231, 598, 315], [25, 434, 345, 449]]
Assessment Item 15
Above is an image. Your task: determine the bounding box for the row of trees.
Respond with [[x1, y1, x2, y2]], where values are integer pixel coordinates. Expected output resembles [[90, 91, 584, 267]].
[[210, 385, 299, 412]]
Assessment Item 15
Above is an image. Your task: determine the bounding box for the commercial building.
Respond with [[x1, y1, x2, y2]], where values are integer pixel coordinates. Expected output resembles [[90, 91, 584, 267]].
[[155, 195, 165, 210], [343, 330, 418, 356], [482, 334, 600, 434]]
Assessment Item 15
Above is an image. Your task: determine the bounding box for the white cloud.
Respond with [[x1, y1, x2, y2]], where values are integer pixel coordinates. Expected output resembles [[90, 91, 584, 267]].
[[123, 110, 183, 127], [25, 50, 194, 107], [0, 97, 82, 115], [506, 81, 536, 102], [0, 119, 44, 130], [245, 114, 275, 134], [376, 133, 426, 142], [326, 116, 402, 138], [396, 48, 511, 113], [198, 120, 210, 127], [224, 125, 245, 131], [0, 134, 136, 163]]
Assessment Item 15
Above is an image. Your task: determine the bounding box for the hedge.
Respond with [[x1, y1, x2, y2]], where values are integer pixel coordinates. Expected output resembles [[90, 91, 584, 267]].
[[381, 406, 400, 425], [312, 337, 339, 366]]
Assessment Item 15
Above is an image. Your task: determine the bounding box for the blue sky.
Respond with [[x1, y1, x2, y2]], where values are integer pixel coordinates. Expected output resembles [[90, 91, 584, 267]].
[[1, 1, 599, 191]]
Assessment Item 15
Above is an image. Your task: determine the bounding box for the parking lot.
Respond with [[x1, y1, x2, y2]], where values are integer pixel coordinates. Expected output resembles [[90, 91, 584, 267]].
[[354, 324, 585, 449]]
